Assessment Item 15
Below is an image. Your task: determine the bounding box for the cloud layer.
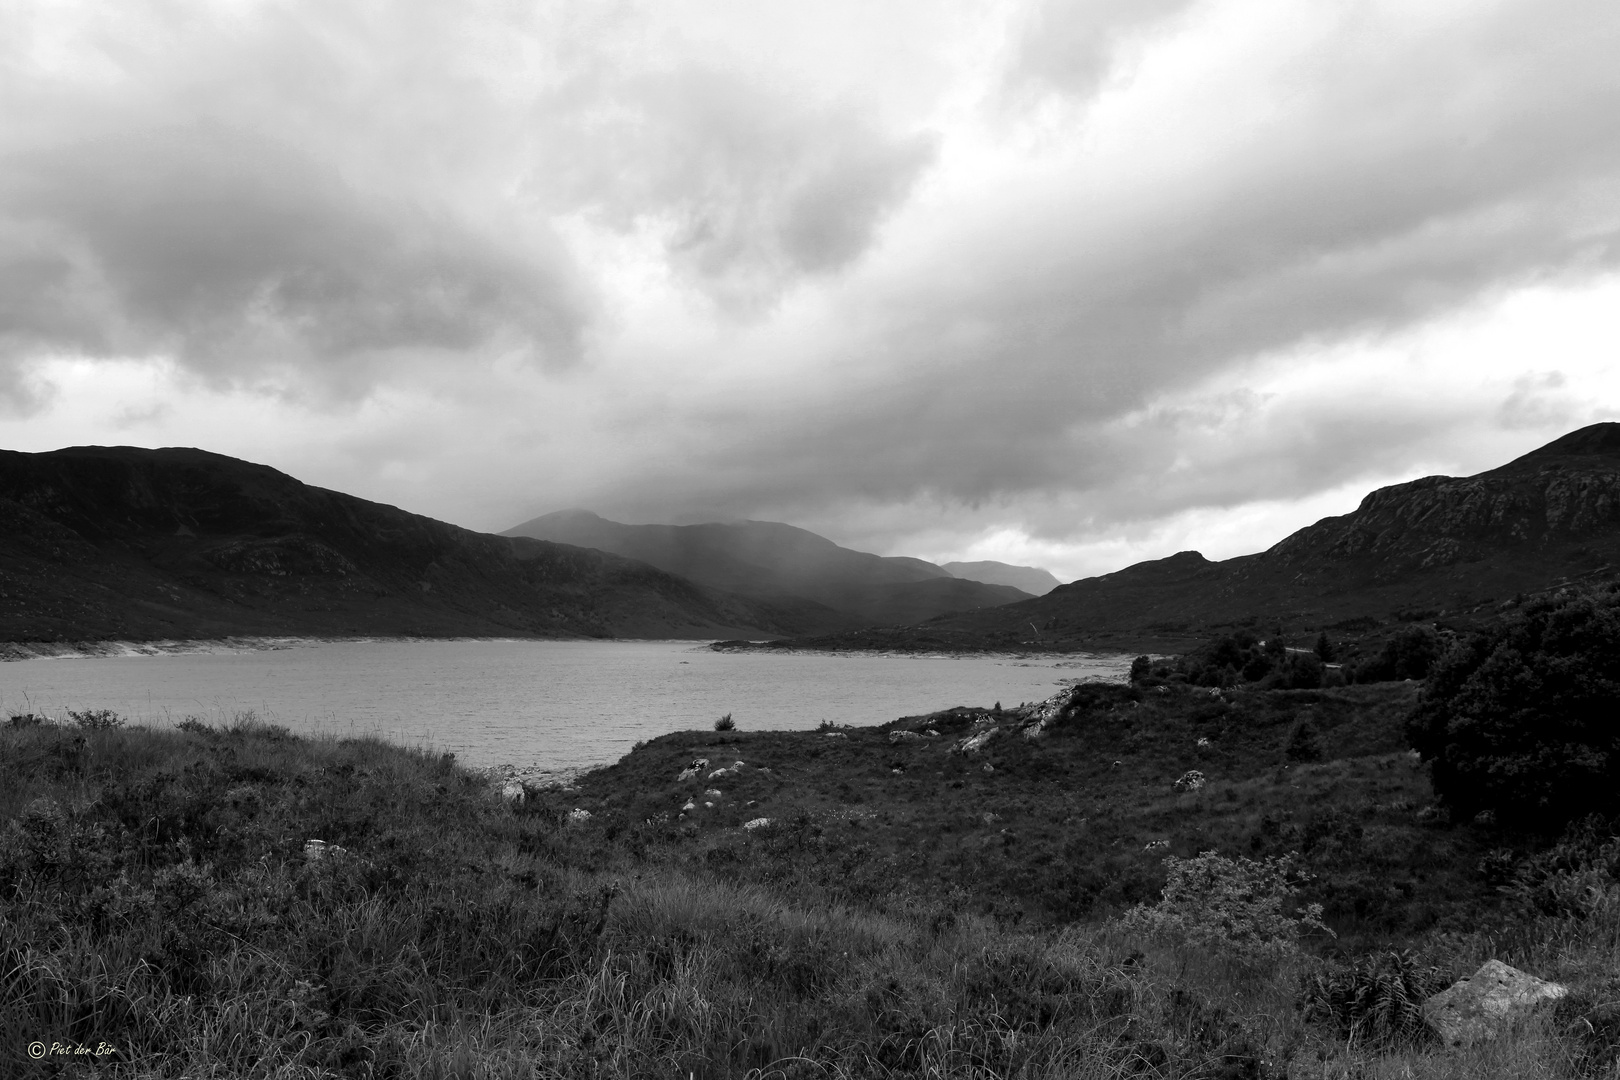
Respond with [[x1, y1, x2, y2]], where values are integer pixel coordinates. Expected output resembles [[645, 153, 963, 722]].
[[4, 0, 1620, 579]]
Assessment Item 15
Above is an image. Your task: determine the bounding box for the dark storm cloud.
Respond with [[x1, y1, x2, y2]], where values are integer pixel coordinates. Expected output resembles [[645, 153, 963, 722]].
[[583, 0, 1620, 533], [531, 66, 938, 311], [0, 2, 591, 397]]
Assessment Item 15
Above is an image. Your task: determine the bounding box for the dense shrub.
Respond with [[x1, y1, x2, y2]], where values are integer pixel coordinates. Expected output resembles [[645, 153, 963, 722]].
[[1407, 587, 1620, 830], [715, 713, 735, 732], [1348, 624, 1446, 683]]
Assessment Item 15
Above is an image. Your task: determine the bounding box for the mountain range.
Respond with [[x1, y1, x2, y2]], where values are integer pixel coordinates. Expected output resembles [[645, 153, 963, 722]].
[[0, 447, 816, 642], [501, 510, 1034, 630], [761, 422, 1620, 652], [5, 424, 1617, 651]]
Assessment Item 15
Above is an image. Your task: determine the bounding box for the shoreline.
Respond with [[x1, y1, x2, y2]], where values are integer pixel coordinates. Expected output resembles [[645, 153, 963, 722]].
[[0, 634, 737, 662]]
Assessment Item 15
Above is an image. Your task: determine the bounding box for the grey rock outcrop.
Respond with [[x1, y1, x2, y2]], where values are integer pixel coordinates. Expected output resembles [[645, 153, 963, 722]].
[[1422, 960, 1569, 1047]]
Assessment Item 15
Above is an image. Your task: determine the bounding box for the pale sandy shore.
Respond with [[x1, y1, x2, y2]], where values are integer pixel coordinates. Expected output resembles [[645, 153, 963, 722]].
[[0, 635, 559, 662]]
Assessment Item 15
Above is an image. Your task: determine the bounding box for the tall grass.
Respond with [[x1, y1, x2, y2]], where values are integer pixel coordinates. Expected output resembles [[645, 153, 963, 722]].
[[5, 712, 1618, 1077]]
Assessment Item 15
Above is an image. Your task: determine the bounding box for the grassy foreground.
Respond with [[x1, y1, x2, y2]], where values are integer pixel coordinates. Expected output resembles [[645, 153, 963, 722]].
[[4, 686, 1619, 1078]]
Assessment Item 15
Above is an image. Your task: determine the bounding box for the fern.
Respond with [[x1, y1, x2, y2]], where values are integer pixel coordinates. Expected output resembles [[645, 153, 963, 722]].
[[1300, 949, 1451, 1046]]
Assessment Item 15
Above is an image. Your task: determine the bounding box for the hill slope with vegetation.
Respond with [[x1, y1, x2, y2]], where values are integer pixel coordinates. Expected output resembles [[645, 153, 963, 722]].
[[0, 446, 822, 643], [748, 423, 1620, 655], [8, 586, 1620, 1077]]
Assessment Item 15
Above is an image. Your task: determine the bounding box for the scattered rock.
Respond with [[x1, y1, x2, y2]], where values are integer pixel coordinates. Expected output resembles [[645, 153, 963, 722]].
[[704, 788, 722, 798], [1423, 960, 1570, 1047], [682, 801, 696, 812], [889, 730, 924, 744], [925, 729, 939, 737], [691, 758, 710, 770], [501, 780, 526, 805], [743, 817, 772, 831], [704, 801, 714, 808], [824, 732, 847, 739], [677, 767, 699, 782], [982, 763, 995, 774], [565, 808, 592, 828], [1144, 839, 1170, 851], [304, 839, 348, 862], [1196, 737, 1211, 748], [708, 768, 730, 779], [891, 768, 904, 774], [981, 812, 998, 826], [958, 727, 999, 754], [1173, 770, 1206, 793]]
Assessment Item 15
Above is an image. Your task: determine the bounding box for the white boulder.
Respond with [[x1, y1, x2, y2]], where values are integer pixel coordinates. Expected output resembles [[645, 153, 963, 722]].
[[824, 731, 847, 739], [889, 730, 924, 744], [958, 727, 999, 754], [743, 817, 771, 831], [565, 808, 592, 828], [677, 767, 699, 782], [1173, 770, 1207, 793], [501, 780, 526, 805], [1423, 960, 1569, 1047]]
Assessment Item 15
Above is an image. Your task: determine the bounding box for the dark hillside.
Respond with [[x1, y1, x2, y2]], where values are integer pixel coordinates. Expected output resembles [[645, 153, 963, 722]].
[[554, 679, 1501, 941], [751, 423, 1620, 653], [0, 446, 810, 642]]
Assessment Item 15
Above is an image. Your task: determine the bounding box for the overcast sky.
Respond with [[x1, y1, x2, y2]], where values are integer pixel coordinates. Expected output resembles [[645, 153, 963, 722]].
[[3, 0, 1619, 581]]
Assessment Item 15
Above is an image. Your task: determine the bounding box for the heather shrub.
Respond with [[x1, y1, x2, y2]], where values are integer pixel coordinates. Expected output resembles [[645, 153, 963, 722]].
[[1119, 851, 1330, 964], [715, 713, 735, 732], [68, 708, 124, 730]]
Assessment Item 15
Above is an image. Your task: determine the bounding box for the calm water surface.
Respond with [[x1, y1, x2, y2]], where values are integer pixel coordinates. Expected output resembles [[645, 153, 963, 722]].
[[1, 640, 1130, 777]]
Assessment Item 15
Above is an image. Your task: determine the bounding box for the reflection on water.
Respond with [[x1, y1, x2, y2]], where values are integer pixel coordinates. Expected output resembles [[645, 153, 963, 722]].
[[2, 639, 1129, 776]]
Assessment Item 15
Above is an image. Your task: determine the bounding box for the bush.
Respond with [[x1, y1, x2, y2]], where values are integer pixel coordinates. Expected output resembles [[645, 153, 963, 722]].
[[714, 713, 735, 732], [1285, 718, 1325, 763], [1129, 655, 1152, 684], [1349, 624, 1445, 683], [67, 708, 124, 730], [1300, 949, 1451, 1046], [1407, 587, 1620, 830], [1119, 851, 1330, 964]]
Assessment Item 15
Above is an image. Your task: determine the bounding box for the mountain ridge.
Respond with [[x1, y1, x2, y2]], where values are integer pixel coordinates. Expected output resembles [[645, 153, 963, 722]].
[[740, 423, 1620, 653], [0, 446, 820, 642], [502, 510, 1033, 628]]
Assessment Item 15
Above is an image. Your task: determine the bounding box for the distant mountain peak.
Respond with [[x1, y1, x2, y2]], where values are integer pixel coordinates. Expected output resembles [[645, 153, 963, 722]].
[[942, 560, 1063, 596]]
